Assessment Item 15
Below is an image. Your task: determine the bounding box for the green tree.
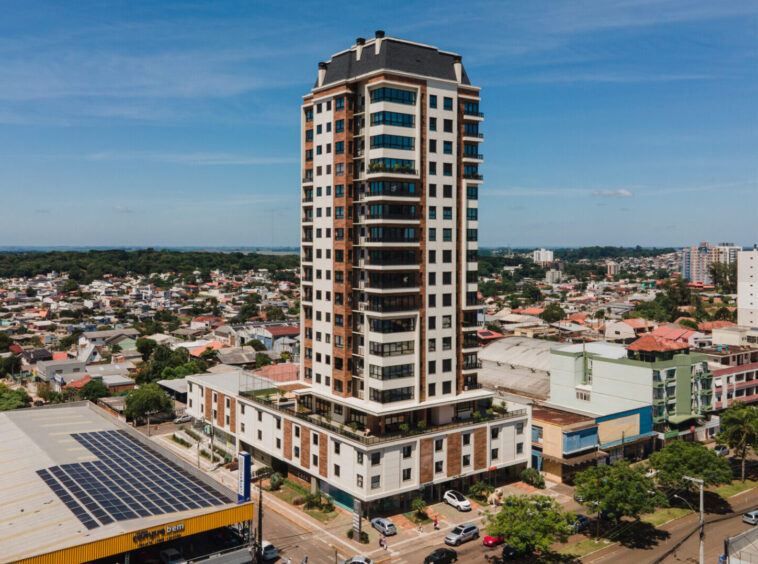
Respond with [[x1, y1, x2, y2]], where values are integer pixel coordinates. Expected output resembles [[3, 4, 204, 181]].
[[0, 354, 21, 377], [0, 332, 11, 352], [0, 383, 31, 411], [649, 440, 731, 490], [522, 285, 542, 303], [718, 402, 758, 482], [124, 383, 173, 422], [62, 279, 79, 293], [410, 497, 427, 519], [540, 303, 566, 324], [679, 318, 699, 330], [265, 306, 286, 321], [256, 353, 272, 368], [80, 380, 111, 403], [486, 495, 573, 555], [136, 337, 158, 361], [469, 480, 495, 502], [574, 460, 666, 525], [713, 306, 736, 322], [248, 339, 266, 351]]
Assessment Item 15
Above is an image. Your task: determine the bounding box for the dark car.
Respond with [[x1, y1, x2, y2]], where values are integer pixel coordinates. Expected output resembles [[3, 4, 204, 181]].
[[502, 545, 527, 560], [571, 514, 590, 533], [424, 548, 458, 563]]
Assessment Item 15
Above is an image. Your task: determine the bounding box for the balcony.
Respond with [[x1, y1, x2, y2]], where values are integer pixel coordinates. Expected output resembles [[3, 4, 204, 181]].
[[462, 132, 484, 140], [240, 390, 527, 446], [462, 153, 484, 161], [302, 196, 313, 203], [463, 173, 483, 181], [302, 175, 314, 184], [463, 360, 482, 370], [464, 109, 485, 118], [367, 164, 418, 176]]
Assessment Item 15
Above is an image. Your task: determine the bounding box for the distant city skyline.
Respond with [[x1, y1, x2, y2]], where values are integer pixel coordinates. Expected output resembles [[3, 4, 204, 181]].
[[1, 0, 756, 247]]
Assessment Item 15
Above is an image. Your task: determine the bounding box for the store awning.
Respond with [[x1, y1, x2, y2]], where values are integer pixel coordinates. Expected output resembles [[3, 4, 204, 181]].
[[540, 449, 608, 467]]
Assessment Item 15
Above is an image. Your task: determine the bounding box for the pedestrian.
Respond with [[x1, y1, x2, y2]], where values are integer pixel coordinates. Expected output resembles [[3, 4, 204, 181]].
[[433, 516, 439, 530], [418, 523, 423, 534]]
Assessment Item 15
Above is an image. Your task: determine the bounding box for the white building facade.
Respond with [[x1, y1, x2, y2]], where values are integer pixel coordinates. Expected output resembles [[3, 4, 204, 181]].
[[187, 33, 531, 513], [738, 248, 758, 327]]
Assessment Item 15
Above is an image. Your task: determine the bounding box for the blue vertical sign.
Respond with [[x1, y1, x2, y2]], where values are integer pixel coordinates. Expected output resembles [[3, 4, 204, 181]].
[[238, 452, 251, 503]]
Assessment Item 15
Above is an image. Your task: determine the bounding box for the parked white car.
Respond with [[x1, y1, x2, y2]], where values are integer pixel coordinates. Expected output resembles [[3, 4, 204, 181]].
[[443, 490, 472, 512], [444, 523, 479, 546]]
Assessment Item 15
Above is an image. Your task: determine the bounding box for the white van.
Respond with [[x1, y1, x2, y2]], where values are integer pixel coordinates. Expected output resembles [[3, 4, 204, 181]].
[[743, 510, 758, 525]]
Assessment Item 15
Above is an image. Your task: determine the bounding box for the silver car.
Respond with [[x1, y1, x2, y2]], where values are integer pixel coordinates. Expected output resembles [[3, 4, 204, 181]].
[[371, 517, 397, 535], [744, 510, 758, 525], [444, 522, 479, 546]]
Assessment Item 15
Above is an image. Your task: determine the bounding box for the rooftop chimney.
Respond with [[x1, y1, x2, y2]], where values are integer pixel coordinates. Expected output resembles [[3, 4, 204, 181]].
[[452, 55, 462, 83], [317, 62, 327, 87], [374, 30, 385, 54], [356, 37, 365, 61]]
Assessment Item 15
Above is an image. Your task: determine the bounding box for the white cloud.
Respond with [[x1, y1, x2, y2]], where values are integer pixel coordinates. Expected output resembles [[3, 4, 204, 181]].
[[112, 205, 133, 214], [592, 189, 633, 198]]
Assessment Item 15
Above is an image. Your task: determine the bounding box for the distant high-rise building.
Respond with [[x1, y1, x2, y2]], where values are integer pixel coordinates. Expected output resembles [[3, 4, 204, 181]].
[[681, 242, 740, 284], [738, 246, 758, 327], [533, 248, 554, 267], [606, 261, 620, 277]]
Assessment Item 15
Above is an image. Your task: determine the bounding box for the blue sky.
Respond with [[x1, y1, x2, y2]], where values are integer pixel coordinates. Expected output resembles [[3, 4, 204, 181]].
[[1, 0, 756, 248]]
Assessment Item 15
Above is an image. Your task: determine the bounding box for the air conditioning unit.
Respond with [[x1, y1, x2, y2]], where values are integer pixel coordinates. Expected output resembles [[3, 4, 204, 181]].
[[357, 346, 364, 355], [358, 302, 366, 311]]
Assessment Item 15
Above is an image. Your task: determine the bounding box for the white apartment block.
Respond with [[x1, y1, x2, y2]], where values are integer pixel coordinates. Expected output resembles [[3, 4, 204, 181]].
[[186, 32, 531, 513], [533, 248, 554, 266], [738, 247, 758, 327], [681, 242, 741, 284]]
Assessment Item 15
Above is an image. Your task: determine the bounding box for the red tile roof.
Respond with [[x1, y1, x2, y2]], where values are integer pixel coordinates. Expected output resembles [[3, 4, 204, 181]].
[[622, 318, 652, 330], [627, 334, 689, 353], [652, 326, 696, 343], [477, 329, 503, 340], [254, 363, 299, 382], [189, 341, 227, 357], [266, 326, 300, 337], [698, 320, 737, 332], [67, 375, 91, 389], [522, 307, 545, 316]]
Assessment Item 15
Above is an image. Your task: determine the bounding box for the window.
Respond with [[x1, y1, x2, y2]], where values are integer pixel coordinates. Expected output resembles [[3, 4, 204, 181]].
[[258, 430, 262, 440], [429, 94, 437, 108], [428, 228, 436, 241], [402, 445, 412, 458], [442, 293, 452, 307], [336, 163, 344, 176], [326, 100, 331, 111], [435, 461, 443, 473], [240, 422, 245, 433], [294, 446, 300, 458], [370, 87, 416, 105], [442, 250, 452, 263], [371, 475, 381, 489], [467, 185, 478, 200], [335, 141, 344, 154], [370, 111, 414, 127], [312, 454, 318, 466], [371, 452, 381, 466], [335, 442, 342, 456], [429, 183, 436, 197], [276, 438, 281, 449], [491, 448, 499, 460], [467, 229, 478, 242], [467, 208, 478, 221], [429, 117, 437, 131], [463, 433, 471, 446], [225, 414, 230, 425], [443, 163, 453, 176], [316, 124, 322, 134], [443, 119, 453, 132], [313, 433, 319, 445], [429, 161, 436, 175], [429, 206, 436, 219], [316, 145, 322, 155], [334, 464, 341, 477], [276, 418, 281, 430], [428, 382, 436, 396], [462, 454, 471, 467], [443, 96, 453, 110], [443, 141, 453, 154], [335, 97, 344, 111], [335, 184, 344, 197], [428, 272, 436, 285], [429, 316, 436, 330], [442, 337, 452, 350], [428, 294, 436, 308], [258, 410, 262, 422], [295, 425, 300, 438], [516, 443, 524, 454], [305, 108, 313, 121], [516, 422, 524, 435], [429, 139, 437, 153], [442, 271, 452, 284], [429, 250, 436, 263], [442, 228, 452, 241], [428, 338, 436, 352], [443, 184, 453, 198], [402, 468, 411, 481], [443, 207, 453, 219], [435, 438, 443, 451], [357, 474, 364, 487], [491, 427, 500, 439], [370, 134, 414, 150], [442, 380, 452, 394]]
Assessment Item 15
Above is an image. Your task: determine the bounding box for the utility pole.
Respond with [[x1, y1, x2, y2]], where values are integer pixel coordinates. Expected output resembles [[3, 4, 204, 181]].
[[684, 475, 705, 564]]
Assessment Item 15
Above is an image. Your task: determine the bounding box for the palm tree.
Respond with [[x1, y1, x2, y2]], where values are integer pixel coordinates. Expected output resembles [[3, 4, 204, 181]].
[[719, 402, 758, 482]]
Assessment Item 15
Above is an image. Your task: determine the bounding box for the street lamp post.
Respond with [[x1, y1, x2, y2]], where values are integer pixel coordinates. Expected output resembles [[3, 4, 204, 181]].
[[683, 476, 705, 564]]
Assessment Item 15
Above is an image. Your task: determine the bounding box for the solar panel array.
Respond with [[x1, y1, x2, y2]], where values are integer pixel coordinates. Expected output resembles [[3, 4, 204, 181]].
[[36, 430, 232, 529]]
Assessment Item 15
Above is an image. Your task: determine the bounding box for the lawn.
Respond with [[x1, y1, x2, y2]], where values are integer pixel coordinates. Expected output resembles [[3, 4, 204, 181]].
[[559, 538, 615, 557], [403, 511, 433, 525], [641, 507, 693, 527], [305, 508, 339, 523], [270, 485, 301, 505], [714, 479, 758, 499]]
